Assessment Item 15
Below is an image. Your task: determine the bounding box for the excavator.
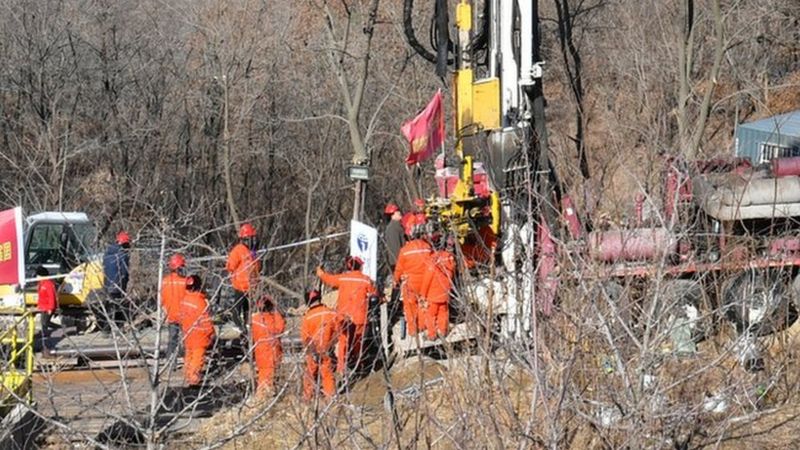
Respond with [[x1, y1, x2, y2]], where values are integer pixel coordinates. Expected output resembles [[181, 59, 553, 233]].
[[0, 211, 102, 417], [0, 211, 103, 314]]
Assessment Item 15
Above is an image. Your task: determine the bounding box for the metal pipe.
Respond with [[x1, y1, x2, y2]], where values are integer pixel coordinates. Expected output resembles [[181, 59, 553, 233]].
[[190, 231, 348, 263], [518, 0, 534, 87], [48, 336, 306, 359], [588, 228, 678, 262], [499, 0, 518, 121], [489, 0, 499, 78]]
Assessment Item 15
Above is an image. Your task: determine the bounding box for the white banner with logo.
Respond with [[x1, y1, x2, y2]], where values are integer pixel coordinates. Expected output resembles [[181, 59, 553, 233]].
[[350, 220, 378, 281]]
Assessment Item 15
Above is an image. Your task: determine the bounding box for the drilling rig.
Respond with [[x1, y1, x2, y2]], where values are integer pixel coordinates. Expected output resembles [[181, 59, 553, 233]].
[[400, 0, 800, 366], [396, 0, 562, 348]]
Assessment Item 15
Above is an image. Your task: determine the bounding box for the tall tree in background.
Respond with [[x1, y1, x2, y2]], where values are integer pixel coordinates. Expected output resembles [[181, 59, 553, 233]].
[[314, 0, 381, 220], [553, 0, 604, 181], [675, 0, 725, 160]]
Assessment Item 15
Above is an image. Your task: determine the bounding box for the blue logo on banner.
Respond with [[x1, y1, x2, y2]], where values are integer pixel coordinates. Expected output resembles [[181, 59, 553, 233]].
[[357, 233, 369, 252]]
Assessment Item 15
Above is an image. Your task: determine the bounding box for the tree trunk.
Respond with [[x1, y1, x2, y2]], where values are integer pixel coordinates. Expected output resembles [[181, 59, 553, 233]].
[[222, 75, 240, 226], [554, 0, 590, 180]]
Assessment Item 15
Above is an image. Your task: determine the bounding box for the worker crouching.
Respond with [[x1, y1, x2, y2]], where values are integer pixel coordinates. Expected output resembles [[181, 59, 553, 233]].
[[316, 256, 376, 375], [180, 275, 215, 387], [300, 290, 339, 401], [251, 295, 285, 397]]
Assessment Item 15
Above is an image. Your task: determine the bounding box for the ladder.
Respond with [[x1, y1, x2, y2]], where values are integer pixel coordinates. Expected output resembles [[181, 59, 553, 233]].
[[0, 309, 35, 417]]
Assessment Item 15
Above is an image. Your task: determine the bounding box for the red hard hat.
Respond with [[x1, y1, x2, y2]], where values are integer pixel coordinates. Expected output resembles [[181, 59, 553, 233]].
[[345, 255, 364, 270], [168, 253, 186, 270], [384, 203, 400, 215], [414, 198, 425, 208], [116, 231, 130, 245], [239, 223, 256, 238]]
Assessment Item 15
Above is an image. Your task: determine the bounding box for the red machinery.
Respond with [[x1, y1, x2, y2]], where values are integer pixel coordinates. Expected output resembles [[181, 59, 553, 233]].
[[402, 1, 799, 366]]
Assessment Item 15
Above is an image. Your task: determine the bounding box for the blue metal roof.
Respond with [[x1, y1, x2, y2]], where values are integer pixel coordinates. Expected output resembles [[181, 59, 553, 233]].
[[739, 109, 800, 136]]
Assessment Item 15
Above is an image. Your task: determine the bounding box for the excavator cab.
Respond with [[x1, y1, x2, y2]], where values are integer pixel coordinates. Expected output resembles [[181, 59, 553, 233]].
[[24, 214, 96, 279], [0, 212, 103, 310]]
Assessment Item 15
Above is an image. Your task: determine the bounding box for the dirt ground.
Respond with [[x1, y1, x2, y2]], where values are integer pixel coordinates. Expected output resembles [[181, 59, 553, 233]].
[[174, 315, 800, 449]]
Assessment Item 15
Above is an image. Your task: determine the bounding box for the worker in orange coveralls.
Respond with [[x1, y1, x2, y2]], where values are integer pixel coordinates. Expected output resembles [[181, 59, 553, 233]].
[[421, 237, 456, 340], [316, 256, 376, 374], [401, 198, 428, 236], [300, 289, 339, 401], [180, 275, 215, 386], [226, 223, 261, 334], [161, 253, 187, 358], [251, 295, 285, 397], [393, 227, 432, 336]]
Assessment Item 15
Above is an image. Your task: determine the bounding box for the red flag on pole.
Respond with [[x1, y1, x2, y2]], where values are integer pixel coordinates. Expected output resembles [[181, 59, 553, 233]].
[[0, 207, 25, 287], [401, 89, 445, 165]]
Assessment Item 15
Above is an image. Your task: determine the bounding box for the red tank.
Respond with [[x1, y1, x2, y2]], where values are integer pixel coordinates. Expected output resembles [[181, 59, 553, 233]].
[[771, 157, 800, 177], [589, 228, 677, 262]]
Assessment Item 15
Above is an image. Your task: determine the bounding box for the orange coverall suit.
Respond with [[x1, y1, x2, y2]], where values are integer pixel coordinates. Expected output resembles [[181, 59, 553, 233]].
[[317, 268, 376, 374], [394, 239, 432, 336], [300, 304, 339, 400], [251, 311, 285, 395], [161, 272, 186, 354], [180, 291, 215, 386], [226, 243, 261, 293], [226, 243, 261, 331], [161, 272, 185, 323], [421, 250, 456, 339]]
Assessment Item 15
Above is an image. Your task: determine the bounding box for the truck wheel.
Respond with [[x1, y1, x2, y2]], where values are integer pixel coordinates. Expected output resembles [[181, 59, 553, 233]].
[[723, 269, 794, 336], [661, 279, 710, 344], [790, 274, 800, 315]]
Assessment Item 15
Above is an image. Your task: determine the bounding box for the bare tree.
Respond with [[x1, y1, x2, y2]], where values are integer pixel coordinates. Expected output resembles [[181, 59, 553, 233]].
[[676, 0, 725, 160]]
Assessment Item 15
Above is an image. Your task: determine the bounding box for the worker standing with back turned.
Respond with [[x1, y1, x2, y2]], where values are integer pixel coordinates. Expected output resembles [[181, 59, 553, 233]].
[[179, 275, 215, 386], [421, 237, 456, 340], [316, 256, 376, 375], [100, 231, 131, 333], [300, 289, 339, 401], [393, 227, 432, 336], [161, 253, 187, 358], [226, 223, 261, 335], [251, 295, 285, 397], [383, 203, 405, 273]]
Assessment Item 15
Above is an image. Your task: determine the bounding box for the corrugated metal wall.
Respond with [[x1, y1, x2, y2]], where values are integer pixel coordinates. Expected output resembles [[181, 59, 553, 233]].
[[735, 124, 800, 163]]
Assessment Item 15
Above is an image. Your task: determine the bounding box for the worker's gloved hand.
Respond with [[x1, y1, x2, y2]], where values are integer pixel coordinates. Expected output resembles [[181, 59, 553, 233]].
[[419, 298, 428, 309]]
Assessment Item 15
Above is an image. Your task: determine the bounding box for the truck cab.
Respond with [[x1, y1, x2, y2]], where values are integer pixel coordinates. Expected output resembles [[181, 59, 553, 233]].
[[0, 212, 103, 310]]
